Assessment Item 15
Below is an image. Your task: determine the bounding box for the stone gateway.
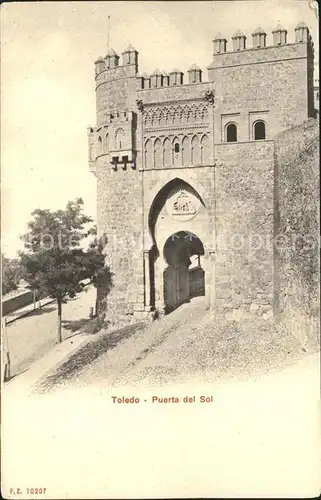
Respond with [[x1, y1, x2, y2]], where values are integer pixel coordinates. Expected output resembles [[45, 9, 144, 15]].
[[88, 23, 319, 347]]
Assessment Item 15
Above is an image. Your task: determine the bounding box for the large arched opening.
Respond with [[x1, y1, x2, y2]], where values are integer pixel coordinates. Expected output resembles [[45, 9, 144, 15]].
[[163, 230, 205, 313], [147, 177, 210, 314]]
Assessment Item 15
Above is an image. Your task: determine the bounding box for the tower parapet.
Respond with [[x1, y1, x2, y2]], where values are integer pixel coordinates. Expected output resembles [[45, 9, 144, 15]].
[[150, 69, 163, 88], [295, 21, 310, 42], [169, 68, 184, 86], [213, 34, 227, 54], [95, 56, 105, 74], [162, 71, 170, 87], [188, 64, 202, 83], [251, 27, 267, 48], [209, 23, 313, 58], [137, 65, 204, 89], [94, 44, 139, 125], [105, 48, 120, 68], [122, 44, 138, 66], [272, 24, 287, 46], [95, 46, 139, 81], [208, 23, 314, 74], [232, 30, 246, 51]]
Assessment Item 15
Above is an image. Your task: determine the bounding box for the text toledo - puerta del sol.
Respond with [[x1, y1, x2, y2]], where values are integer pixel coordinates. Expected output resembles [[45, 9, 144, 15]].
[[112, 396, 214, 404]]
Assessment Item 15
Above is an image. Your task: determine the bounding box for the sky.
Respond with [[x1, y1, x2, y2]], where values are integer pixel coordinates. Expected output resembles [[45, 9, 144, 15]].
[[1, 0, 319, 257]]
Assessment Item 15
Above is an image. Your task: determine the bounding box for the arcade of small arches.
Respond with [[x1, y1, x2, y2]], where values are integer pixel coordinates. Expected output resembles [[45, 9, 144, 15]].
[[143, 103, 209, 128], [144, 134, 211, 169], [96, 126, 127, 156]]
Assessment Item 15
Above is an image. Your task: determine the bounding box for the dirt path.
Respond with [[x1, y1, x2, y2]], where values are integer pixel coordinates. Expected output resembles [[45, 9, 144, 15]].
[[35, 297, 313, 393]]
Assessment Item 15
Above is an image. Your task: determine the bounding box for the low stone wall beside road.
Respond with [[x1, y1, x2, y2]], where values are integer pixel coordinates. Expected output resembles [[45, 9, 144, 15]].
[[2, 290, 39, 316]]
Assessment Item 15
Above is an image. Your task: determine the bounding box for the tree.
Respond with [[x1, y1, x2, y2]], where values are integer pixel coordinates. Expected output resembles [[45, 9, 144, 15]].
[[87, 233, 113, 331], [1, 254, 23, 295], [20, 198, 110, 342]]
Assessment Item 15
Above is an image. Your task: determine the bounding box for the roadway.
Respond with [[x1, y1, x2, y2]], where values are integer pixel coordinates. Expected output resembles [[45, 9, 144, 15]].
[[3, 285, 96, 379]]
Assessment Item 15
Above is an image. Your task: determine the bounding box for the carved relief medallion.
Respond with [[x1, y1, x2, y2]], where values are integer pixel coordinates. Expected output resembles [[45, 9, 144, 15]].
[[166, 189, 200, 221]]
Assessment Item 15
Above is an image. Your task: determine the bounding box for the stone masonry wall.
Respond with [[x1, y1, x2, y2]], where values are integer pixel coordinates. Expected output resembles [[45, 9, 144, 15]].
[[96, 156, 144, 324], [96, 65, 138, 125], [274, 117, 319, 349], [210, 43, 309, 141], [138, 81, 213, 105], [214, 141, 275, 322]]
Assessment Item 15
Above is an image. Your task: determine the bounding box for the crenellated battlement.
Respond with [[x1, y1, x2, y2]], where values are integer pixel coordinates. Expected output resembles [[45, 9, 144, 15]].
[[95, 45, 139, 82], [94, 22, 313, 92], [90, 19, 315, 167], [211, 22, 313, 56], [208, 22, 314, 78], [136, 64, 203, 90]]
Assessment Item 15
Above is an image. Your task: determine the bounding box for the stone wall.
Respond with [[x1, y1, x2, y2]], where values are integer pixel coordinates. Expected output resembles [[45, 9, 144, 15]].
[[95, 64, 138, 125], [138, 81, 212, 105], [274, 117, 319, 349], [210, 42, 311, 141], [2, 290, 39, 316], [95, 157, 144, 324], [214, 141, 275, 321]]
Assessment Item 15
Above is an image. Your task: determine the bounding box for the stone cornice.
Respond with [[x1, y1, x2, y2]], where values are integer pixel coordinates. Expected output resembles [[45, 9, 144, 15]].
[[144, 124, 209, 133], [139, 163, 215, 172], [142, 96, 207, 108]]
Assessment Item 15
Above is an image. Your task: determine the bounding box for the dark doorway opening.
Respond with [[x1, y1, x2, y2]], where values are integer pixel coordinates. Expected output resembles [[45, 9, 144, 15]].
[[163, 231, 205, 313]]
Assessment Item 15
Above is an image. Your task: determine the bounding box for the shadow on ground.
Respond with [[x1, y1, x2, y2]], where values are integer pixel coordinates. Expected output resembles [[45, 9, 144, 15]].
[[36, 322, 146, 393], [8, 306, 56, 320], [29, 306, 57, 317], [62, 318, 98, 339]]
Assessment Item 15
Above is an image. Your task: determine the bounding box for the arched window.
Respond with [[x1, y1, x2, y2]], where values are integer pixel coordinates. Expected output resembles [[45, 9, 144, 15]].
[[154, 138, 162, 169], [226, 123, 237, 142], [254, 121, 266, 140], [173, 137, 180, 167], [144, 112, 152, 127], [159, 111, 165, 126], [97, 136, 102, 155], [191, 135, 201, 164], [105, 133, 109, 152], [191, 105, 198, 121], [201, 135, 210, 164], [145, 139, 152, 168], [182, 136, 190, 165], [163, 138, 171, 167], [115, 128, 124, 149], [89, 143, 94, 161]]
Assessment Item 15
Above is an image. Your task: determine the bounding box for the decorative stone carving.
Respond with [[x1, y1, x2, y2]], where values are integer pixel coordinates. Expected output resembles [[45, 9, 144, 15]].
[[143, 133, 210, 169], [172, 191, 196, 215], [204, 90, 215, 105], [143, 103, 209, 128], [136, 99, 144, 112], [166, 189, 200, 221]]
